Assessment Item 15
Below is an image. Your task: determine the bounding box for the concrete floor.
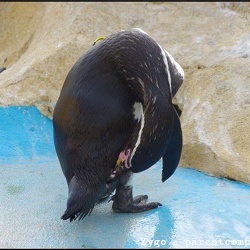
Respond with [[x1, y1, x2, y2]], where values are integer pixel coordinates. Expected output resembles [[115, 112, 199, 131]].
[[0, 106, 250, 249]]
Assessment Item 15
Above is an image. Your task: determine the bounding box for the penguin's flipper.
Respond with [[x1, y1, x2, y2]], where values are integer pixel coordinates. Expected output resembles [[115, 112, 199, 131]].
[[162, 107, 182, 182]]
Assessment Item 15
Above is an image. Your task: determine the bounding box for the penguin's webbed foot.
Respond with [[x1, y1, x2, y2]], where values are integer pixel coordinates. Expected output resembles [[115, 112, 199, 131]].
[[111, 185, 162, 213]]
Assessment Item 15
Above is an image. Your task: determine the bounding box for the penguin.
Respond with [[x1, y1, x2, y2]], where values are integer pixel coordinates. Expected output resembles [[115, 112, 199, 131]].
[[53, 28, 184, 222]]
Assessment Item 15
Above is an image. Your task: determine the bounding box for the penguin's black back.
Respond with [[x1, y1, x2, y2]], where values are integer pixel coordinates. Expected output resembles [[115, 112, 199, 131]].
[[53, 44, 139, 184]]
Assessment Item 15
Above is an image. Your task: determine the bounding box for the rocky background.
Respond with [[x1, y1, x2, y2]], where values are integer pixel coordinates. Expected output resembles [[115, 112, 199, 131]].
[[0, 2, 249, 184]]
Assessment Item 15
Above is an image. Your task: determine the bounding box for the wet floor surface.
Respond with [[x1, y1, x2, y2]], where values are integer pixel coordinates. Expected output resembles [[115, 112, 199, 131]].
[[0, 106, 250, 248]]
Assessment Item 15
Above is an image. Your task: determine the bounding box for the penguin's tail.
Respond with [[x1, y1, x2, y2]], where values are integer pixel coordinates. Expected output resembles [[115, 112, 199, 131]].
[[61, 176, 106, 222]]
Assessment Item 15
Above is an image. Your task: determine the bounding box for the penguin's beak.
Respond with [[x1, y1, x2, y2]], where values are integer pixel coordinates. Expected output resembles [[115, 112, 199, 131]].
[[116, 158, 123, 167]]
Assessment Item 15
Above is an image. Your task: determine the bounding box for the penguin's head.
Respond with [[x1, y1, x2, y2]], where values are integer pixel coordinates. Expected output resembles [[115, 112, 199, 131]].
[[116, 148, 131, 169]]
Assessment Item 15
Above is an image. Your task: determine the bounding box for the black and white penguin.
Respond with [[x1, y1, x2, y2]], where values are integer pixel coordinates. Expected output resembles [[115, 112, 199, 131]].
[[53, 28, 184, 222]]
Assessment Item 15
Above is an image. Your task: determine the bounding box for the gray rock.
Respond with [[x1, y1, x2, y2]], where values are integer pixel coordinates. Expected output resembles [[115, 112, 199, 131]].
[[0, 67, 6, 73]]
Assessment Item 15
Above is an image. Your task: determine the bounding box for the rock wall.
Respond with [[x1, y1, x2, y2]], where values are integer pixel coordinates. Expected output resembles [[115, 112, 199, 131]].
[[0, 2, 249, 183]]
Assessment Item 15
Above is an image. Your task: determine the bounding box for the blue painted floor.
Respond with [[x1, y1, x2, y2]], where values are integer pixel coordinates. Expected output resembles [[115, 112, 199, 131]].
[[0, 106, 250, 249]]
